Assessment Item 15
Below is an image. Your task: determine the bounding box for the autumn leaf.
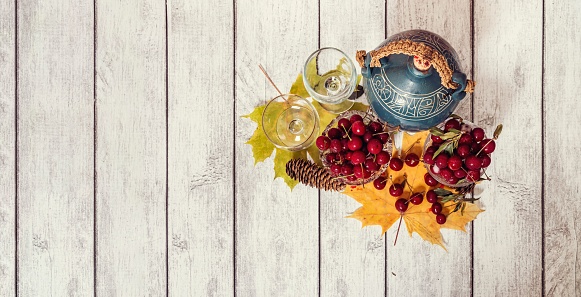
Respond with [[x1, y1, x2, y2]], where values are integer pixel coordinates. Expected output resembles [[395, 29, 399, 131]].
[[344, 131, 484, 249], [243, 70, 368, 189]]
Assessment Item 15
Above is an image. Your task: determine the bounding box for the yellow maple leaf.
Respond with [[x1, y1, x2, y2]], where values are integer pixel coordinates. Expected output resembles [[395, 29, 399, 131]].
[[344, 131, 484, 249], [242, 71, 368, 189]]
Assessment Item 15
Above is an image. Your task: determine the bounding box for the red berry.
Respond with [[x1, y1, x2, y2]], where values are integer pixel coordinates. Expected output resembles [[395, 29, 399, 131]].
[[471, 127, 485, 142], [431, 134, 444, 144], [353, 165, 364, 178], [341, 163, 353, 175], [365, 159, 379, 171], [430, 164, 440, 174], [481, 139, 496, 154], [410, 193, 424, 205], [349, 114, 363, 123], [457, 144, 471, 158], [405, 153, 420, 167], [395, 198, 408, 213], [426, 190, 438, 203], [327, 128, 342, 139], [389, 157, 404, 171], [347, 136, 363, 151], [426, 145, 439, 154], [316, 136, 331, 150], [423, 152, 435, 165], [439, 168, 453, 180], [424, 173, 439, 187], [471, 142, 482, 153], [480, 154, 492, 168], [389, 184, 404, 197], [454, 169, 467, 179], [344, 151, 353, 161], [378, 133, 390, 144], [434, 154, 449, 169], [351, 121, 366, 136], [467, 169, 481, 182], [330, 139, 343, 153], [367, 138, 383, 155], [447, 155, 463, 171], [369, 121, 383, 133], [338, 118, 351, 131], [351, 151, 366, 165], [464, 155, 482, 170], [325, 153, 336, 163], [436, 214, 447, 224], [373, 177, 387, 190], [376, 151, 391, 165], [346, 175, 357, 181], [459, 133, 473, 145], [363, 131, 374, 143], [341, 138, 350, 151], [445, 119, 461, 131], [330, 164, 342, 174], [431, 202, 443, 214]]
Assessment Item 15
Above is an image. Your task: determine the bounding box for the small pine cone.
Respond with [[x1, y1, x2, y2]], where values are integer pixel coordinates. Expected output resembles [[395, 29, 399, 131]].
[[286, 158, 346, 192]]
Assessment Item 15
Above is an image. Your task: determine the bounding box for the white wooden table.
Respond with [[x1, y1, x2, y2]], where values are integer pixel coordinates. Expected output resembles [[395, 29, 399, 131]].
[[1, 0, 579, 296]]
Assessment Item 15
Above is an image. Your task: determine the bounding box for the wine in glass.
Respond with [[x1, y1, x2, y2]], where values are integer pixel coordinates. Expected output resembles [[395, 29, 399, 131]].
[[303, 47, 358, 114], [262, 94, 320, 151]]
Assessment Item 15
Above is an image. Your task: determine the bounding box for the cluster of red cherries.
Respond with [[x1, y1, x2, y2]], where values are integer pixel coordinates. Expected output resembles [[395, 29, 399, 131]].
[[316, 113, 392, 183], [424, 118, 496, 186]]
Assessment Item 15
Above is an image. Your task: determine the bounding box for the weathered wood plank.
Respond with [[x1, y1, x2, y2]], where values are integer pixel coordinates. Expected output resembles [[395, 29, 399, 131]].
[[544, 0, 581, 296], [319, 1, 386, 296], [473, 0, 543, 296], [384, 1, 473, 296], [167, 0, 234, 295], [17, 0, 94, 295], [234, 0, 319, 295], [95, 0, 166, 295], [0, 0, 15, 295]]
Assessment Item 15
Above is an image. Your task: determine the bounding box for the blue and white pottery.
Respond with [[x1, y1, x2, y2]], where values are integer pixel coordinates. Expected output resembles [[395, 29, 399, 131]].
[[359, 30, 470, 132]]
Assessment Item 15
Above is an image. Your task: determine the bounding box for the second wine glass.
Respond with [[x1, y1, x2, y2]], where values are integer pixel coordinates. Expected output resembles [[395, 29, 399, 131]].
[[303, 47, 357, 114]]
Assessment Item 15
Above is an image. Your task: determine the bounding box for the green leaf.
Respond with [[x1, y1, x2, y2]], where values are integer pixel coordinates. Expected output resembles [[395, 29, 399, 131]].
[[434, 188, 452, 196], [273, 149, 306, 190], [494, 124, 503, 139], [242, 105, 276, 164], [429, 127, 445, 136], [441, 195, 456, 203], [440, 132, 458, 140], [447, 128, 462, 135], [433, 140, 452, 158], [456, 178, 468, 185]]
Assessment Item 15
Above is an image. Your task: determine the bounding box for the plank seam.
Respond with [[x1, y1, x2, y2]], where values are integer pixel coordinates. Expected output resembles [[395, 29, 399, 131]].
[[541, 0, 546, 295], [233, 0, 238, 296], [93, 0, 98, 296], [469, 1, 475, 296], [14, 0, 19, 294], [317, 1, 321, 296], [383, 2, 388, 297], [165, 0, 169, 295]]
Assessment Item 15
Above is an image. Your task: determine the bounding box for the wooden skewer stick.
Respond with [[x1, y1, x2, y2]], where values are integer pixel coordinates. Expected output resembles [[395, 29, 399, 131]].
[[258, 64, 289, 103]]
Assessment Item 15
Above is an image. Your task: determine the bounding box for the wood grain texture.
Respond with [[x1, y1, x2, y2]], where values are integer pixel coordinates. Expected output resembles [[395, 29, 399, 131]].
[[17, 0, 94, 295], [167, 0, 234, 295], [319, 1, 386, 296], [0, 0, 15, 295], [473, 0, 543, 296], [95, 0, 166, 295], [544, 0, 581, 295], [385, 1, 472, 296], [234, 1, 319, 296]]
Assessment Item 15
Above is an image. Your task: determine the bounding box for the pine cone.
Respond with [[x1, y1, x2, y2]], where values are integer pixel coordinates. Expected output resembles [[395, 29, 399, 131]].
[[286, 158, 346, 192]]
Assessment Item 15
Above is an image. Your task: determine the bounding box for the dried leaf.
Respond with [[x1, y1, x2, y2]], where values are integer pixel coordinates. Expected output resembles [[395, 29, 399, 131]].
[[449, 114, 463, 121], [494, 124, 503, 139], [441, 202, 484, 231]]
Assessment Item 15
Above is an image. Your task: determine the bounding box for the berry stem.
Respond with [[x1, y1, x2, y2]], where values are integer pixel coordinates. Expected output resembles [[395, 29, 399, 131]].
[[476, 139, 493, 156], [394, 215, 403, 246]]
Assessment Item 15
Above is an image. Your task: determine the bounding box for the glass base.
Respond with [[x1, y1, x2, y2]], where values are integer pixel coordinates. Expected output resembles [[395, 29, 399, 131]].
[[319, 99, 355, 114]]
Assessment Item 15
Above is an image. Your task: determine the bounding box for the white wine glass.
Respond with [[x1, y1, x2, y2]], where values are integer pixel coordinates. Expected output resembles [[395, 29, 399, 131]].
[[262, 94, 320, 151], [303, 47, 357, 114]]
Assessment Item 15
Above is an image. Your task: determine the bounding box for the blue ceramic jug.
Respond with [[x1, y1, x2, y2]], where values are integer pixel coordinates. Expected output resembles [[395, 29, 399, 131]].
[[356, 30, 475, 131]]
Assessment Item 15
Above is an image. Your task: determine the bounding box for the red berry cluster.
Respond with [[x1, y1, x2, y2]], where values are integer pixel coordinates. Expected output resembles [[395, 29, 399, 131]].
[[317, 113, 391, 184], [424, 118, 497, 186]]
